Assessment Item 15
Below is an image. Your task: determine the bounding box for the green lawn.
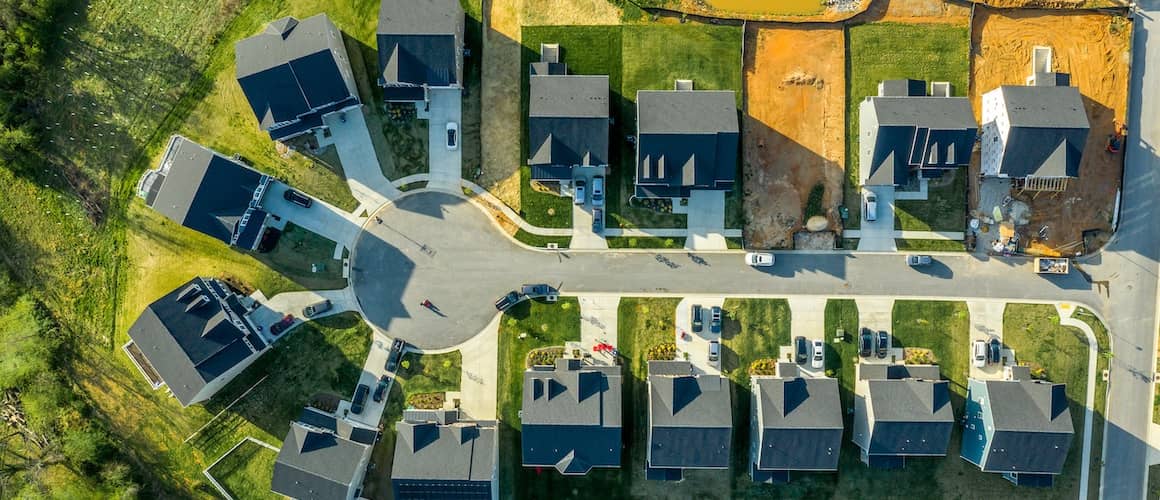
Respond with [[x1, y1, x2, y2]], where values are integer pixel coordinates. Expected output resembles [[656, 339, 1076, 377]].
[[513, 230, 572, 249], [605, 236, 686, 249], [519, 166, 574, 228], [207, 440, 279, 500], [397, 350, 462, 397], [824, 299, 860, 404], [845, 22, 971, 229], [251, 223, 347, 291], [895, 169, 968, 232], [894, 239, 968, 252]]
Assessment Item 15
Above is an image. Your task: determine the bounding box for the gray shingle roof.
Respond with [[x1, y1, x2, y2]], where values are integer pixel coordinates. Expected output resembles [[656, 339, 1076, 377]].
[[647, 361, 732, 469], [528, 75, 609, 169], [752, 377, 843, 471], [127, 277, 259, 406], [635, 90, 739, 198], [994, 85, 1089, 178], [861, 95, 977, 185], [636, 90, 738, 135], [880, 79, 927, 97], [377, 0, 464, 90], [272, 421, 372, 500], [521, 359, 622, 473], [391, 410, 496, 484], [979, 379, 1073, 474], [858, 364, 942, 381], [854, 364, 954, 458]]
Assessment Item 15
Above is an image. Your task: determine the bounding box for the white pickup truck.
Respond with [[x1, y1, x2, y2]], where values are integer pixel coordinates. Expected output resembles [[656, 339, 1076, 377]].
[[1034, 257, 1070, 274]]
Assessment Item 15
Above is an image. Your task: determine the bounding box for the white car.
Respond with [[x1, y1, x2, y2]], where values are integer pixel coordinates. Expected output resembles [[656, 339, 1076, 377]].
[[864, 193, 878, 222], [811, 339, 825, 369], [745, 252, 774, 267], [574, 180, 586, 205], [591, 176, 605, 206], [708, 340, 720, 367], [446, 122, 459, 150], [972, 340, 987, 368]]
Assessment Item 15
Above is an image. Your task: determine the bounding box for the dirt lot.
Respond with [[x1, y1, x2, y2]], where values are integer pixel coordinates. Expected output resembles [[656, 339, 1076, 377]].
[[969, 0, 1125, 8], [853, 0, 970, 23], [970, 8, 1131, 255], [742, 24, 845, 248]]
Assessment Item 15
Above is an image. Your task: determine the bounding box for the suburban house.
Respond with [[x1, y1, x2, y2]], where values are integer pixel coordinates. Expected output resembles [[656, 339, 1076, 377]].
[[235, 14, 360, 142], [527, 43, 610, 185], [521, 358, 622, 475], [852, 364, 954, 468], [646, 360, 732, 480], [981, 73, 1090, 191], [634, 85, 739, 199], [137, 135, 271, 250], [961, 366, 1074, 486], [859, 79, 977, 186], [391, 409, 498, 498], [749, 363, 843, 483], [377, 0, 464, 103], [122, 277, 266, 407], [271, 407, 377, 500]]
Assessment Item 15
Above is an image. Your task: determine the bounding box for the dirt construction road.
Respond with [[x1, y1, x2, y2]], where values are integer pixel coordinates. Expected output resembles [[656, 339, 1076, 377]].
[[742, 24, 846, 249]]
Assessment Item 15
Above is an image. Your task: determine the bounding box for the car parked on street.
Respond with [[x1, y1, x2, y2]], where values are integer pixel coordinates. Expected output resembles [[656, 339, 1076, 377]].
[[373, 375, 390, 403], [303, 299, 332, 318], [591, 176, 604, 206], [691, 305, 703, 333], [795, 336, 808, 364], [876, 331, 889, 358], [811, 339, 825, 369], [574, 180, 586, 205], [745, 252, 774, 267], [351, 384, 369, 415], [710, 306, 722, 334], [708, 340, 720, 366], [520, 284, 554, 299], [446, 122, 458, 150], [593, 208, 603, 233], [283, 188, 312, 208], [973, 340, 987, 368], [494, 290, 523, 311], [988, 338, 1002, 364], [864, 193, 878, 222], [270, 314, 295, 336], [860, 328, 873, 358], [907, 255, 932, 267], [386, 338, 406, 372]]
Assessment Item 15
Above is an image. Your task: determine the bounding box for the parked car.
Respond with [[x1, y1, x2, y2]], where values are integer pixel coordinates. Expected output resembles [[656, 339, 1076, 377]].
[[373, 375, 390, 403], [520, 284, 554, 299], [907, 255, 932, 267], [351, 384, 369, 415], [973, 340, 987, 368], [988, 338, 1002, 364], [859, 328, 873, 358], [592, 207, 603, 233], [710, 306, 722, 334], [811, 339, 825, 369], [876, 331, 889, 359], [574, 180, 586, 205], [591, 176, 605, 206], [708, 340, 720, 365], [269, 314, 295, 336], [745, 252, 775, 267], [864, 193, 878, 222], [386, 338, 406, 372], [446, 122, 459, 150], [283, 188, 312, 208], [795, 336, 808, 364], [302, 299, 332, 318], [691, 305, 704, 333], [494, 290, 523, 311]]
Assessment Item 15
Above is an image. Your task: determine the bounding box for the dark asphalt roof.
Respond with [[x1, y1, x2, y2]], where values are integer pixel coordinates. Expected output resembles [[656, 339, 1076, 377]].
[[978, 379, 1073, 474], [858, 363, 943, 381], [636, 90, 738, 135], [272, 421, 372, 500], [530, 76, 609, 118], [235, 14, 357, 133], [880, 79, 927, 97], [861, 96, 977, 185], [752, 377, 843, 471], [647, 361, 731, 468], [127, 277, 259, 406], [143, 136, 267, 246], [378, 0, 463, 89], [993, 85, 1089, 178], [528, 75, 609, 168], [521, 359, 622, 473], [855, 377, 954, 456], [391, 411, 497, 483], [635, 91, 739, 197]]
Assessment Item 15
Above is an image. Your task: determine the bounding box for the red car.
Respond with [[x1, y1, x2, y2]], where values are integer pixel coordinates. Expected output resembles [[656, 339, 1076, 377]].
[[270, 314, 295, 336]]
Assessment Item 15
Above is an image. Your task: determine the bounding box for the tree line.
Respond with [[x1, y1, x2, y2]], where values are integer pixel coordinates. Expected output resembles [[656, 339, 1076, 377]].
[[0, 0, 69, 175]]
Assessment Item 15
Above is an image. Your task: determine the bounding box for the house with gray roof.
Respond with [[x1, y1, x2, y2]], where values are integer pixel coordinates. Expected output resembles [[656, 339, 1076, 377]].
[[852, 363, 954, 468], [858, 79, 977, 186], [124, 277, 265, 407], [272, 408, 377, 500], [377, 0, 464, 102], [235, 14, 360, 142], [981, 73, 1089, 184], [137, 136, 272, 250], [527, 44, 610, 183], [392, 409, 498, 499], [961, 366, 1074, 486], [635, 87, 739, 199], [521, 358, 622, 475], [646, 360, 732, 480], [749, 364, 843, 483]]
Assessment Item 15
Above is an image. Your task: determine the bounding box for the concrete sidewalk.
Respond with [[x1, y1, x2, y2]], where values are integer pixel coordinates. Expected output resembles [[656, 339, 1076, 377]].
[[457, 315, 498, 420]]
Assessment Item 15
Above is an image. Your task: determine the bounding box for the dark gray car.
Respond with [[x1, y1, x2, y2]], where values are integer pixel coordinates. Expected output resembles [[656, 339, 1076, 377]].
[[691, 305, 703, 333], [710, 306, 722, 334], [795, 336, 808, 364], [351, 384, 369, 414]]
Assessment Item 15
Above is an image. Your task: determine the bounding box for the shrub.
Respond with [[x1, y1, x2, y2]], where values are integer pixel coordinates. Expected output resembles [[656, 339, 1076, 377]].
[[401, 359, 411, 370], [749, 358, 778, 376], [406, 392, 445, 410], [805, 183, 826, 218], [526, 347, 565, 368], [647, 342, 677, 361]]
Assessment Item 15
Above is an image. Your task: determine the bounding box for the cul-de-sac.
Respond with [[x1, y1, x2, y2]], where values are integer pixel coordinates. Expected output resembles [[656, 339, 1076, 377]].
[[2, 0, 1159, 498]]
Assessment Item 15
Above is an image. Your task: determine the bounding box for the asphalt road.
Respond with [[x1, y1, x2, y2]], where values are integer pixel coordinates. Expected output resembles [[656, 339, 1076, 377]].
[[1086, 2, 1160, 497]]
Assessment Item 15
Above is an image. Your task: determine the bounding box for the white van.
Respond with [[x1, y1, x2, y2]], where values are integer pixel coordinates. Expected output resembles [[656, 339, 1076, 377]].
[[864, 194, 878, 222]]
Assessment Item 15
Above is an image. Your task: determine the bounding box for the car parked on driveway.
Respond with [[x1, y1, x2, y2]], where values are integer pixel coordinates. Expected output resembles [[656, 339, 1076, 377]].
[[876, 331, 889, 358], [373, 375, 390, 403], [864, 193, 878, 222], [710, 306, 722, 334], [446, 122, 458, 150], [907, 255, 932, 267], [494, 290, 523, 311], [811, 339, 825, 369], [283, 188, 312, 208], [708, 340, 720, 366], [303, 299, 332, 318], [691, 305, 703, 333], [860, 328, 873, 357], [351, 384, 369, 415], [386, 338, 406, 373], [591, 176, 604, 206], [795, 336, 808, 364], [270, 314, 295, 336], [574, 180, 586, 205], [592, 207, 603, 233], [988, 338, 1002, 364], [745, 252, 774, 267], [973, 340, 987, 368]]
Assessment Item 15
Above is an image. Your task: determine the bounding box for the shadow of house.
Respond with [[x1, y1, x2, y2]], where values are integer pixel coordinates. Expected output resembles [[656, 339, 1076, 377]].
[[123, 277, 267, 407], [521, 358, 623, 475], [859, 79, 977, 187], [634, 87, 739, 199], [749, 364, 843, 483], [645, 360, 732, 481], [272, 407, 377, 500], [391, 409, 498, 498], [235, 14, 361, 142], [851, 364, 954, 469], [137, 135, 271, 251], [377, 0, 464, 104], [961, 366, 1073, 487]]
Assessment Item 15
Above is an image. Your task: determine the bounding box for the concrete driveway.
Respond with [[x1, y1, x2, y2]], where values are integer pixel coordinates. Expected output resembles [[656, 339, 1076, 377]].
[[856, 186, 897, 252], [579, 295, 619, 365], [247, 287, 359, 344], [675, 297, 724, 375], [340, 335, 394, 428], [686, 190, 727, 250], [456, 315, 498, 420], [263, 180, 363, 248], [425, 88, 462, 192], [322, 107, 400, 207], [966, 301, 1007, 380]]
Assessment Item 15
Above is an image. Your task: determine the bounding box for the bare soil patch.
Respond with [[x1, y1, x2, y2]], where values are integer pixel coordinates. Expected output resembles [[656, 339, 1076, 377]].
[[642, 0, 871, 22], [480, 0, 525, 210], [853, 0, 970, 24], [970, 8, 1131, 255], [742, 24, 845, 248], [968, 0, 1125, 8]]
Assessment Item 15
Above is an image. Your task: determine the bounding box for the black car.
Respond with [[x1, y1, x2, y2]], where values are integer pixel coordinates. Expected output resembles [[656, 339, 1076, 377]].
[[283, 188, 312, 208], [710, 306, 722, 334], [876, 331, 889, 359], [351, 384, 369, 414], [373, 375, 390, 403], [859, 328, 873, 358], [495, 291, 523, 311], [386, 338, 406, 372], [794, 336, 808, 364], [691, 305, 704, 333], [593, 208, 604, 233], [988, 338, 1002, 364]]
